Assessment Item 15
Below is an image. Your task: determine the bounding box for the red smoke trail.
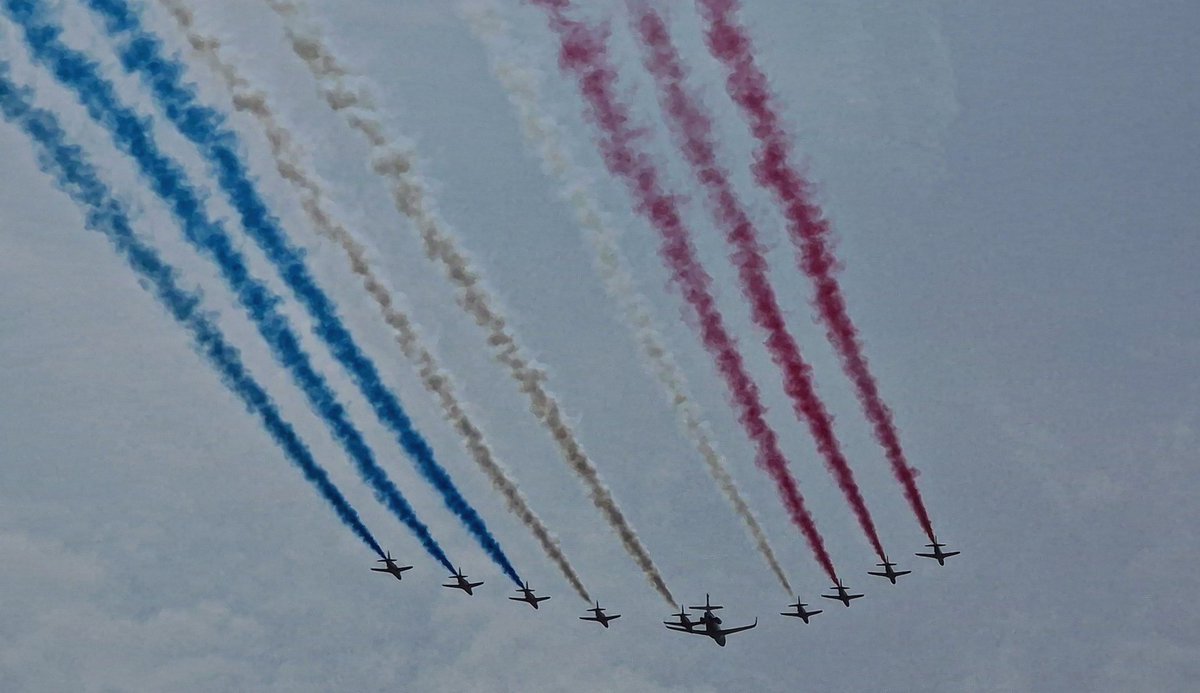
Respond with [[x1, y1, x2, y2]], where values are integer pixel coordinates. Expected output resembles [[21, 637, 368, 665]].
[[531, 0, 839, 583], [631, 4, 885, 561], [696, 0, 937, 540]]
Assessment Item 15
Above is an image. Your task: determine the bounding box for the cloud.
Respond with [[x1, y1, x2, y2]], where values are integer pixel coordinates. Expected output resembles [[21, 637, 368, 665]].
[[1097, 637, 1200, 693], [0, 530, 264, 691]]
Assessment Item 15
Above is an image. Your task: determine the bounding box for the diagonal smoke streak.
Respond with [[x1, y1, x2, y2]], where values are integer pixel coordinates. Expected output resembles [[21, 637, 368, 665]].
[[463, 0, 792, 595], [263, 0, 674, 606], [0, 65, 385, 560], [530, 0, 840, 584], [84, 0, 520, 584], [630, 3, 887, 561], [695, 0, 937, 540], [4, 0, 453, 571], [160, 0, 589, 602]]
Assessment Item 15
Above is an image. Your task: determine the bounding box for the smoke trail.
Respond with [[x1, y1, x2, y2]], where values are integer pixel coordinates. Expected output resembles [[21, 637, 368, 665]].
[[82, 0, 520, 584], [462, 0, 792, 595], [629, 3, 886, 561], [263, 0, 674, 605], [0, 65, 385, 559], [4, 0, 454, 572], [695, 0, 936, 540], [531, 0, 840, 583], [159, 0, 588, 602]]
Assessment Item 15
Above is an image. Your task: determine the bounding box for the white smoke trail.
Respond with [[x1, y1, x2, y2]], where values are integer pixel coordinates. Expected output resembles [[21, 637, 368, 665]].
[[159, 0, 591, 601], [462, 0, 793, 595], [261, 0, 675, 606]]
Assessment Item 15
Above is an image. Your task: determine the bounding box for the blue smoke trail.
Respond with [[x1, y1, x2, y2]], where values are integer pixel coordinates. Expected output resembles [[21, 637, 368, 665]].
[[2, 0, 455, 572], [84, 0, 522, 585], [0, 62, 386, 559]]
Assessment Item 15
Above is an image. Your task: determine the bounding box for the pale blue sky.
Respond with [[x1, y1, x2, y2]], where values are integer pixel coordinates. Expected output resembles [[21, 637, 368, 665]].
[[2, 1, 1197, 690]]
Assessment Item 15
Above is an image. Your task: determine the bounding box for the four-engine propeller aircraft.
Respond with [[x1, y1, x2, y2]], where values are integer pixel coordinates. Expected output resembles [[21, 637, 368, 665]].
[[868, 557, 912, 584], [665, 594, 757, 646], [579, 601, 621, 628], [780, 598, 823, 623], [509, 582, 550, 609], [442, 568, 483, 595], [915, 537, 960, 565], [822, 580, 865, 607], [369, 551, 413, 581]]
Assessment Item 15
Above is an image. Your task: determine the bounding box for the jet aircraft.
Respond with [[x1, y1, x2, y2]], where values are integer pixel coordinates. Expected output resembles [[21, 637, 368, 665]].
[[665, 594, 757, 647], [579, 601, 620, 628], [369, 551, 413, 581], [442, 568, 483, 595], [509, 582, 550, 609], [780, 598, 823, 623], [663, 605, 699, 631], [822, 580, 865, 607], [867, 557, 912, 584], [915, 537, 960, 566]]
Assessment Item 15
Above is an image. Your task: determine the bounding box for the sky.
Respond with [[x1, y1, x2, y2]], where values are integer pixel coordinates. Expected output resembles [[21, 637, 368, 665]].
[[1, 0, 1198, 690]]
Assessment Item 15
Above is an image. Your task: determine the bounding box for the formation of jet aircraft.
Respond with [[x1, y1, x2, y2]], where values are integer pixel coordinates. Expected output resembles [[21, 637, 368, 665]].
[[442, 567, 483, 595], [369, 552, 413, 581], [373, 539, 957, 643]]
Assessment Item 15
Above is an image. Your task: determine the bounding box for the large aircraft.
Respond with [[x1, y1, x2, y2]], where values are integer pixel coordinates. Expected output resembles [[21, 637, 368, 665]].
[[867, 557, 912, 584], [822, 580, 865, 607], [509, 582, 550, 609], [369, 551, 413, 581], [579, 601, 621, 628], [780, 598, 823, 624], [916, 537, 960, 566], [665, 594, 757, 647], [442, 568, 483, 595]]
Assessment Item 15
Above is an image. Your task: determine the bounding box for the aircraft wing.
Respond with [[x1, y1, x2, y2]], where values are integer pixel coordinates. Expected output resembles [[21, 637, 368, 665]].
[[867, 571, 886, 577], [915, 552, 937, 559], [717, 620, 758, 636]]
